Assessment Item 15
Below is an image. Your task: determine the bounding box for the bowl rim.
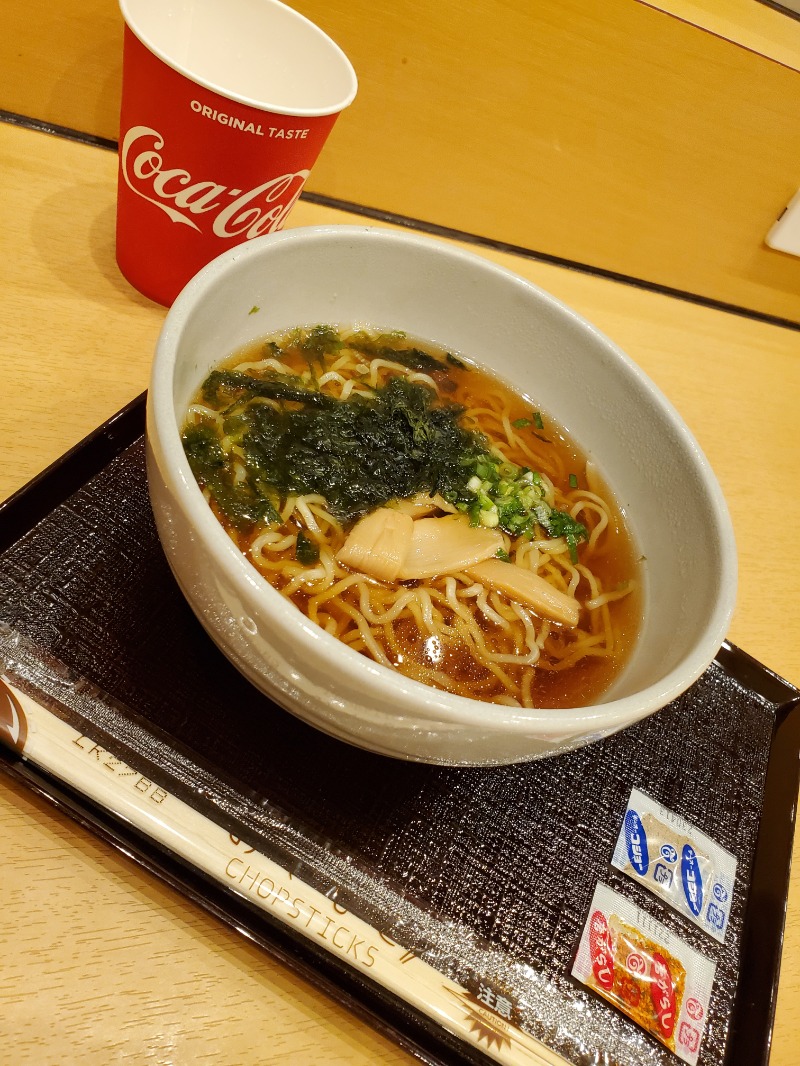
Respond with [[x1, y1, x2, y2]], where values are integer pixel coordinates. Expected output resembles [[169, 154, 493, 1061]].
[[148, 223, 738, 735]]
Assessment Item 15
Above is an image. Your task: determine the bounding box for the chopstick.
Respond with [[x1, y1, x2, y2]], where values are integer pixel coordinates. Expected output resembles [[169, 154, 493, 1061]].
[[0, 673, 567, 1066]]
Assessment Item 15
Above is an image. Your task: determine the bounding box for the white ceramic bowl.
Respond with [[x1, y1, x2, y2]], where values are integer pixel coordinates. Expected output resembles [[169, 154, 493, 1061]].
[[146, 225, 737, 765]]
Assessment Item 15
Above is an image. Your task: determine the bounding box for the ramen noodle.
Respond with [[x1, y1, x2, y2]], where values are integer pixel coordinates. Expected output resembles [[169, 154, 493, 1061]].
[[181, 325, 641, 709], [573, 883, 716, 1064]]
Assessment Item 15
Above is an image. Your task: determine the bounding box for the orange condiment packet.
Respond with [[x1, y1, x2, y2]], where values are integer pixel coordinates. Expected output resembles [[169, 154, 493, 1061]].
[[573, 883, 716, 1064]]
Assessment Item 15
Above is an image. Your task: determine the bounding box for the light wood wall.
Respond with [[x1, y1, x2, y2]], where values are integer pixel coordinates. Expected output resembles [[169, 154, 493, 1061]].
[[2, 0, 799, 322]]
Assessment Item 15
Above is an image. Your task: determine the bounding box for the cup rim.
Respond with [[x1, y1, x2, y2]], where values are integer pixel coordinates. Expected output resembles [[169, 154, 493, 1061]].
[[119, 0, 358, 117], [149, 225, 739, 738]]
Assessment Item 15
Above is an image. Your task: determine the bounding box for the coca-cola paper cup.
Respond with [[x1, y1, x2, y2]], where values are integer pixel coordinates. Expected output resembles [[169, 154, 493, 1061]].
[[116, 0, 357, 306]]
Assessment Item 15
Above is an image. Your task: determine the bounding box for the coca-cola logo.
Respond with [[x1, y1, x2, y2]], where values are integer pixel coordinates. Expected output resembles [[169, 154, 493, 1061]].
[[120, 125, 310, 239], [0, 678, 28, 754]]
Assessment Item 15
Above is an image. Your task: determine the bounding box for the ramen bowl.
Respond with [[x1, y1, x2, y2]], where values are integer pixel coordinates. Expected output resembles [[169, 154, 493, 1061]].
[[146, 225, 736, 765]]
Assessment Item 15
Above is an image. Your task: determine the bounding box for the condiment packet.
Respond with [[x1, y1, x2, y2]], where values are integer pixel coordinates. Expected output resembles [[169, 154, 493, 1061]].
[[573, 883, 716, 1064], [611, 788, 737, 943]]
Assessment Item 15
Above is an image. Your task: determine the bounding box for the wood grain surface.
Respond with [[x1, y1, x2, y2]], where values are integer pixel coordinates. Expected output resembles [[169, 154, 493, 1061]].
[[0, 118, 799, 1065], [2, 0, 800, 321]]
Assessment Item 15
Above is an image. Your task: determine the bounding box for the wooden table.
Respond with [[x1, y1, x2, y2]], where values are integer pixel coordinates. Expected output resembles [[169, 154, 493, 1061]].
[[1, 117, 798, 1065]]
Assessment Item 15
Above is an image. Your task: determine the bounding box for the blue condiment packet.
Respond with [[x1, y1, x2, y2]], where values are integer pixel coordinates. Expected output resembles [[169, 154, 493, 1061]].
[[611, 788, 737, 943]]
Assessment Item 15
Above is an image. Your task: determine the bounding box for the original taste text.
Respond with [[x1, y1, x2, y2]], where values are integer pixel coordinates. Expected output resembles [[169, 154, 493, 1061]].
[[190, 100, 310, 139]]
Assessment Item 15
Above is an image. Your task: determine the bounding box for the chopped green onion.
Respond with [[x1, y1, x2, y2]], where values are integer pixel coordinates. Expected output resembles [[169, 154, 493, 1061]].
[[450, 447, 588, 559], [533, 411, 544, 430], [566, 532, 580, 564], [512, 417, 532, 429], [569, 473, 578, 488]]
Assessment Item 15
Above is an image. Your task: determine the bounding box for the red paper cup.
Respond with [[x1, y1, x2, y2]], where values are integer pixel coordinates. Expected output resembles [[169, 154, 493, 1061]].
[[116, 0, 357, 306]]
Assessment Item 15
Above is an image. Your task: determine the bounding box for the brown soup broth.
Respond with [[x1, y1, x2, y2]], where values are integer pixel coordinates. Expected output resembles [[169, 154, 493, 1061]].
[[186, 327, 642, 710]]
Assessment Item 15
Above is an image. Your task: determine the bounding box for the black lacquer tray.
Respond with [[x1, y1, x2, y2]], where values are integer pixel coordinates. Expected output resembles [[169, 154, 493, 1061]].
[[0, 394, 798, 1066]]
